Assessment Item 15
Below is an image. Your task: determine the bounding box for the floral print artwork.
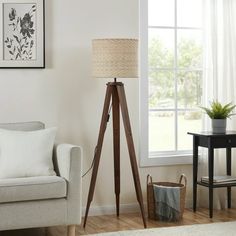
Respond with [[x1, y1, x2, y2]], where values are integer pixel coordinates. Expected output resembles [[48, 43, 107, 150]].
[[3, 4, 36, 61]]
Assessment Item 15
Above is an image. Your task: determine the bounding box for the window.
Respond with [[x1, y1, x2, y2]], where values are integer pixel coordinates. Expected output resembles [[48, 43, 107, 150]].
[[140, 0, 203, 166]]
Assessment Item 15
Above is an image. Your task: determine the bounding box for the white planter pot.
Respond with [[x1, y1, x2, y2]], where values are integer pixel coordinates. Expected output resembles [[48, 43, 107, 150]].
[[212, 119, 226, 134]]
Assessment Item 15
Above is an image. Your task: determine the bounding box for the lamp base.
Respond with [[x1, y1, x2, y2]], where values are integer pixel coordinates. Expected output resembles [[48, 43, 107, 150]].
[[83, 81, 147, 228]]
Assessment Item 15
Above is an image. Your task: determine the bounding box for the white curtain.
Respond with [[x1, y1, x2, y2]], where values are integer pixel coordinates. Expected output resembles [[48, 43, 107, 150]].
[[199, 0, 236, 209]]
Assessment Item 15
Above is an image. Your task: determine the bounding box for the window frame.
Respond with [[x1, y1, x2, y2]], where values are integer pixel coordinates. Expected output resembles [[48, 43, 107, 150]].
[[139, 0, 203, 166]]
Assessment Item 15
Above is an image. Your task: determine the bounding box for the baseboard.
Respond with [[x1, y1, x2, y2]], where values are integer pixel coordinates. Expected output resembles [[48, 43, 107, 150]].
[[82, 198, 192, 217], [185, 197, 192, 208], [82, 203, 141, 216]]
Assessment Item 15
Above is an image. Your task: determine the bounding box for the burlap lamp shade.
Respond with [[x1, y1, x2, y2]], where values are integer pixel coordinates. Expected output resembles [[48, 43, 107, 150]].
[[92, 38, 138, 78]]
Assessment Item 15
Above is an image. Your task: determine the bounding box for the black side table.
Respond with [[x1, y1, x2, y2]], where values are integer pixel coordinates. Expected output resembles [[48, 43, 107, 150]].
[[188, 131, 236, 218]]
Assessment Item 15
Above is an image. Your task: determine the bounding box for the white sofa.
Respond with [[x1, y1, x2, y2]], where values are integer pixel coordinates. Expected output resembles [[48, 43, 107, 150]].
[[0, 121, 82, 236]]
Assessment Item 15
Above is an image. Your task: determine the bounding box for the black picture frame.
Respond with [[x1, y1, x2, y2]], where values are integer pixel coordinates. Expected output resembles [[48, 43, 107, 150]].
[[0, 0, 45, 68]]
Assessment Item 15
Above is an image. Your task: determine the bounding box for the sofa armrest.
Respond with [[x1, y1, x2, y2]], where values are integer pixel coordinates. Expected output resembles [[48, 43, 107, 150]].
[[53, 144, 83, 225]]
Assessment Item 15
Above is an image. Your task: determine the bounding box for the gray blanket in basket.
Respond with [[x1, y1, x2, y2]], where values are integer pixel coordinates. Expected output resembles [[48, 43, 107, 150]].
[[153, 184, 180, 221]]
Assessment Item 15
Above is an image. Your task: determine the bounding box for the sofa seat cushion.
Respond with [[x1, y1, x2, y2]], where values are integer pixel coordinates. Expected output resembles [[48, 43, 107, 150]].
[[0, 176, 66, 203]]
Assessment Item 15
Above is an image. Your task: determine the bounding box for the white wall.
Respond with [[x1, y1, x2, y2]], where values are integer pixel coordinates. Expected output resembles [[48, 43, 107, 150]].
[[0, 0, 193, 213]]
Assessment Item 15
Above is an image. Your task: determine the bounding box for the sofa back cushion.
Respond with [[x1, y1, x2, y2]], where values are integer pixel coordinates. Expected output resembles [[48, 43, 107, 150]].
[[0, 121, 45, 131], [0, 127, 57, 178]]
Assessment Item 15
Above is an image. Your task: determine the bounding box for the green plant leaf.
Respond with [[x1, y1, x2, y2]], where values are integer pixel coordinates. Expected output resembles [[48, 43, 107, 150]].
[[199, 100, 236, 119]]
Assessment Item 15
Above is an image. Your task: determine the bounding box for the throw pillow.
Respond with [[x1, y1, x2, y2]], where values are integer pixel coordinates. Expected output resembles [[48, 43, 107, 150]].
[[0, 127, 57, 178]]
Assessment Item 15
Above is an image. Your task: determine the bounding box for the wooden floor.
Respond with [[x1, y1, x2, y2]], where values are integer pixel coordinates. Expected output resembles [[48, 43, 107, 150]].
[[2, 208, 236, 236]]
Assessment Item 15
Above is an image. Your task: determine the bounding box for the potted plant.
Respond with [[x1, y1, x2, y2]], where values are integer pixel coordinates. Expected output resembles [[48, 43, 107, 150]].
[[200, 100, 236, 133]]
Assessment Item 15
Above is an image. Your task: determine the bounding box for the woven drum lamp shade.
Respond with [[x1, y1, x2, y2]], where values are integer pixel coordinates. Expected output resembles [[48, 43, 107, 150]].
[[92, 38, 139, 78]]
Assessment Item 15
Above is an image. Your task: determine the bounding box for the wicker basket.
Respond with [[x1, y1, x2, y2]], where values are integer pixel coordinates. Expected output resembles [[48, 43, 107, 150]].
[[147, 174, 187, 221]]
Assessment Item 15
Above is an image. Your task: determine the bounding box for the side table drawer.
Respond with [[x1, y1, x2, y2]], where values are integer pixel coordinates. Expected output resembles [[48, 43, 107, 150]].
[[212, 137, 236, 148]]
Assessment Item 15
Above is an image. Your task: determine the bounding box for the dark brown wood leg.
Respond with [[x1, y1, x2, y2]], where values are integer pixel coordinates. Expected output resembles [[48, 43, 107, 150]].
[[226, 148, 232, 208], [112, 86, 120, 217], [117, 84, 147, 228], [193, 136, 198, 212], [83, 85, 113, 228], [208, 145, 214, 218]]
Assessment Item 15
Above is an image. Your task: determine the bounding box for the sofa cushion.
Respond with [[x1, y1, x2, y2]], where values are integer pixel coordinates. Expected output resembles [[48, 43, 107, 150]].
[[0, 127, 57, 178], [0, 176, 66, 203]]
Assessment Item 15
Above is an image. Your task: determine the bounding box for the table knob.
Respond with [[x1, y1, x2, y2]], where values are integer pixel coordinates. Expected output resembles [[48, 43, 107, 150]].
[[228, 139, 232, 143]]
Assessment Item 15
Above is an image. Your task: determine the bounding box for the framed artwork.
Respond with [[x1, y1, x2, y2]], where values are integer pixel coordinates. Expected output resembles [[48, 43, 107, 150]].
[[0, 0, 45, 68]]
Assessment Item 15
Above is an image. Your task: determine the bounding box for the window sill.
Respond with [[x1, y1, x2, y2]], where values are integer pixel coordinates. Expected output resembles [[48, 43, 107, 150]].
[[139, 153, 193, 167]]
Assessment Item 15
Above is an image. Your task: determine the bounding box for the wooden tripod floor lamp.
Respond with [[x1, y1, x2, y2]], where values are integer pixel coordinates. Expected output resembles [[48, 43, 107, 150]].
[[83, 39, 147, 228]]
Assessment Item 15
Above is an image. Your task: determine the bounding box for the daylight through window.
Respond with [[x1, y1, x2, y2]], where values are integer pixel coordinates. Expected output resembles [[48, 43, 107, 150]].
[[141, 0, 203, 163]]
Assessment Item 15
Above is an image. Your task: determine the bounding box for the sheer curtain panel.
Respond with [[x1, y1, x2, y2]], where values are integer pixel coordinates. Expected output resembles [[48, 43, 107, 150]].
[[200, 0, 236, 209]]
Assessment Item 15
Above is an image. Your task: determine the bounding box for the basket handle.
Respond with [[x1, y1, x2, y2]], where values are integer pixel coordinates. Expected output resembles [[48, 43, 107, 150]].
[[179, 174, 187, 186], [147, 174, 153, 185]]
